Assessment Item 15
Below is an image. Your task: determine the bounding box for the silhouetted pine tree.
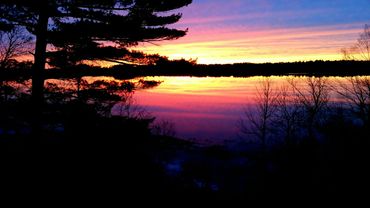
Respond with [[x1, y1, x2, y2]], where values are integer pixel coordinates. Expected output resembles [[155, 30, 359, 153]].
[[0, 0, 192, 106]]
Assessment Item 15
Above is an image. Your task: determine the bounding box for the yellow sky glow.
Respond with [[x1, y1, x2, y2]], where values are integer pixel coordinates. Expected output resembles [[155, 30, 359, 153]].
[[134, 23, 363, 64]]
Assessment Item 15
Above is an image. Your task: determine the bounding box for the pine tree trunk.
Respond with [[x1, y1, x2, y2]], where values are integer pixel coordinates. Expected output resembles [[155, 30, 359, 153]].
[[33, 10, 48, 106], [31, 9, 48, 144]]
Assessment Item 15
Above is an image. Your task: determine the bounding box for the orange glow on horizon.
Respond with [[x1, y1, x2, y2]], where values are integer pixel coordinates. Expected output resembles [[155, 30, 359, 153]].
[[15, 23, 366, 66], [134, 23, 365, 64]]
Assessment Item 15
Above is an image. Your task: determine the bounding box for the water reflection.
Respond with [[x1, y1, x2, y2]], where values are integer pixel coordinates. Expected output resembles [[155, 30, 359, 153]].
[[2, 76, 369, 145], [130, 76, 259, 144], [128, 76, 370, 145]]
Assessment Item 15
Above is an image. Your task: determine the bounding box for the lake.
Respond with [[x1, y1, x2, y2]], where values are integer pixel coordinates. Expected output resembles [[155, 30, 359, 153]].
[[123, 76, 259, 145], [107, 75, 369, 145], [7, 75, 366, 145]]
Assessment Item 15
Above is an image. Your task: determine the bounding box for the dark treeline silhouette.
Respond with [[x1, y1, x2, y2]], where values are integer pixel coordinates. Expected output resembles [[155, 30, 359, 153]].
[[48, 59, 370, 78], [2, 60, 370, 81], [197, 60, 370, 76]]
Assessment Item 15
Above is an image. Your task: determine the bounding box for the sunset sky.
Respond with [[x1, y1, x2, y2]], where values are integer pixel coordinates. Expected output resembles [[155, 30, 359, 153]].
[[137, 0, 370, 64]]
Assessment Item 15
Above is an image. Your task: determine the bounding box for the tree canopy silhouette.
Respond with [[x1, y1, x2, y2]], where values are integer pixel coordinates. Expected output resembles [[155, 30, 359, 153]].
[[0, 0, 192, 104]]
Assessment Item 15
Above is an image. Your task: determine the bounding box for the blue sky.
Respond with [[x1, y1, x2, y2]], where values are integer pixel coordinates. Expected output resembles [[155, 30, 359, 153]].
[[139, 0, 370, 63]]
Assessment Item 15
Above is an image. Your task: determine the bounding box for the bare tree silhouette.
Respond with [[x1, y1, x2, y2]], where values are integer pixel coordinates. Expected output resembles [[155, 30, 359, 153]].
[[335, 77, 370, 127], [274, 84, 302, 146], [289, 77, 330, 141], [341, 24, 370, 61], [0, 27, 32, 69], [151, 119, 176, 137], [240, 78, 279, 148]]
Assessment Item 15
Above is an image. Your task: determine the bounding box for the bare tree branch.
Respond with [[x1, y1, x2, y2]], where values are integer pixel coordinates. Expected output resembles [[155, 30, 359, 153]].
[[0, 27, 33, 68], [341, 24, 370, 61]]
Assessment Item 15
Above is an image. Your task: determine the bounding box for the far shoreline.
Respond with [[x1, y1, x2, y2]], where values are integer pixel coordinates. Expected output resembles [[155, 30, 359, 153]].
[[1, 60, 370, 81]]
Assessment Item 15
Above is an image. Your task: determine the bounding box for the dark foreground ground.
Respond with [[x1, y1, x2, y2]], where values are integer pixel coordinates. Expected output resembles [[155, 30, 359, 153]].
[[1, 66, 370, 204], [1, 103, 369, 205]]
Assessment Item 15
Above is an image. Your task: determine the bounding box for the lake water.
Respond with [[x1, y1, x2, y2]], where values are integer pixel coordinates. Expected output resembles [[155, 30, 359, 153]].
[[127, 76, 260, 144], [13, 75, 364, 145], [108, 76, 369, 145]]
